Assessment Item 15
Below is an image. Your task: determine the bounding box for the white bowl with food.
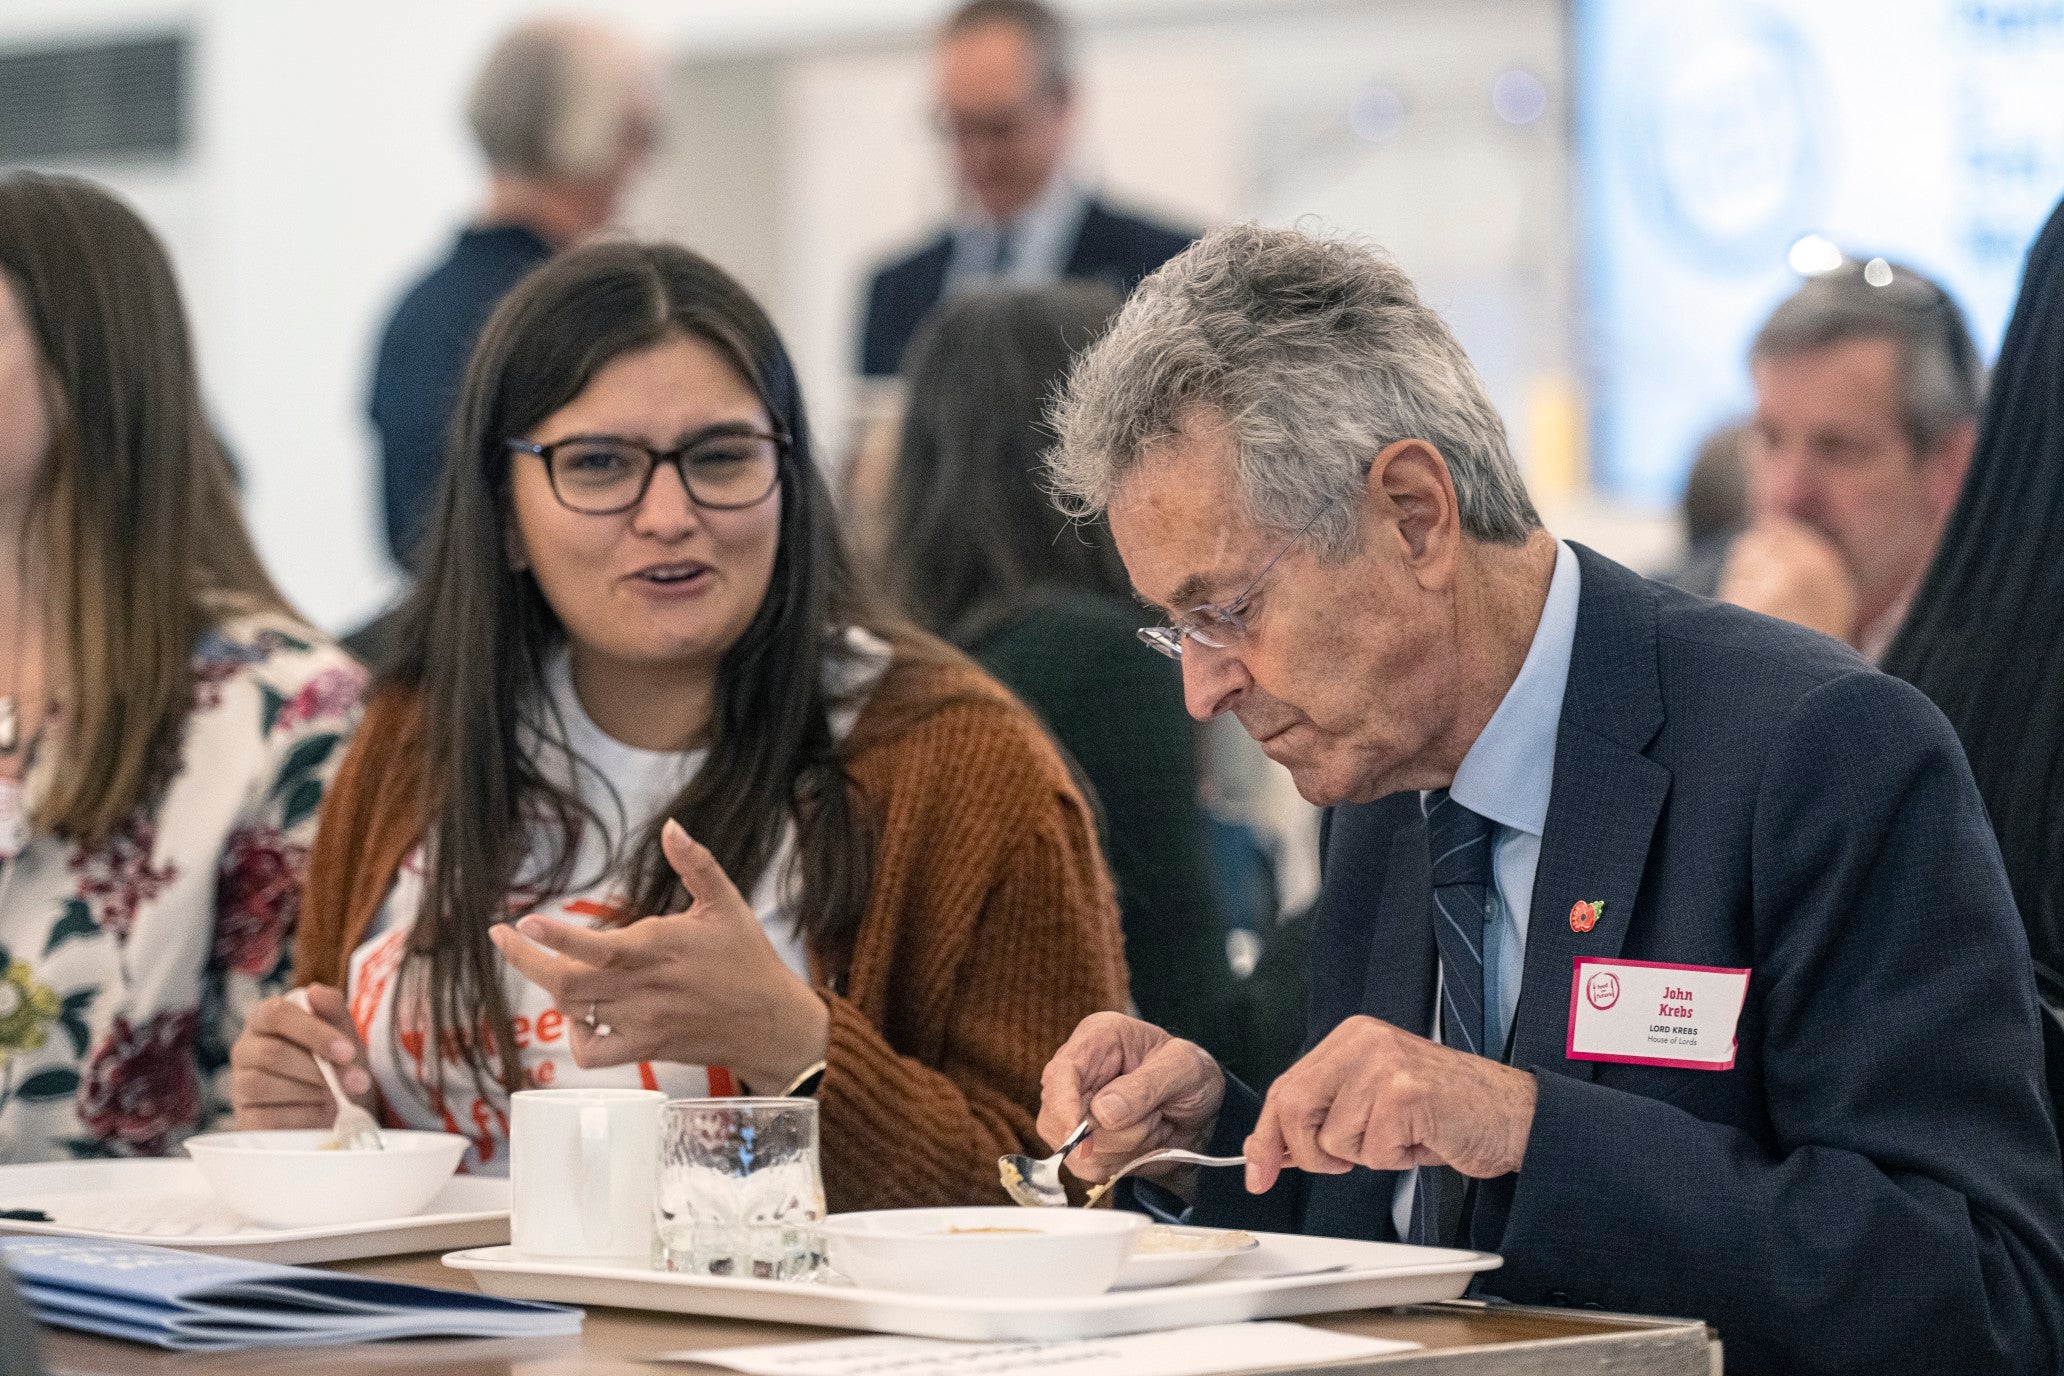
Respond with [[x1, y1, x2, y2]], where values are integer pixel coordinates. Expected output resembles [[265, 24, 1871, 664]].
[[820, 1206, 1145, 1299], [184, 1129, 468, 1229], [1112, 1224, 1260, 1289]]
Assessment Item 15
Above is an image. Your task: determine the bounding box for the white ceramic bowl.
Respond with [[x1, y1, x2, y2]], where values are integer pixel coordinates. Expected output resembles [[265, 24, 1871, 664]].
[[184, 1129, 468, 1228], [821, 1207, 1144, 1299], [1112, 1224, 1261, 1289]]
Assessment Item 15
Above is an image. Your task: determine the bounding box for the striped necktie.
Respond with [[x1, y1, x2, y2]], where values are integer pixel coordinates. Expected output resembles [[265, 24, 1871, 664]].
[[1423, 788, 1497, 1055], [1410, 787, 1498, 1247]]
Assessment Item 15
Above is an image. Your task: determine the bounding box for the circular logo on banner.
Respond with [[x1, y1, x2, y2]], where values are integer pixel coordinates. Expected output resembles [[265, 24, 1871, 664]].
[[1586, 971, 1622, 1011], [1620, 5, 1826, 271]]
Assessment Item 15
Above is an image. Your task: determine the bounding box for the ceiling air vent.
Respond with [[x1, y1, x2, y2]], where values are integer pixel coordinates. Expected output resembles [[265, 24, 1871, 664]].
[[0, 33, 186, 164]]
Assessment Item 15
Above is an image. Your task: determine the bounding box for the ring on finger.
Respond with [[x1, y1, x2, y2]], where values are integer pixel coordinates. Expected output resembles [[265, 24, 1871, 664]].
[[585, 1001, 612, 1038]]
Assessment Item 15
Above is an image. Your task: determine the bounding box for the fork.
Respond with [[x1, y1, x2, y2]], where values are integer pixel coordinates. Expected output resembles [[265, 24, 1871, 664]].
[[1082, 1147, 1244, 1207], [285, 988, 382, 1151]]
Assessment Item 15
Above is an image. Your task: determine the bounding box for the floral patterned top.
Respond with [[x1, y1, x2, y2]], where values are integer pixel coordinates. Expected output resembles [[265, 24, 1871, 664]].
[[0, 611, 366, 1161]]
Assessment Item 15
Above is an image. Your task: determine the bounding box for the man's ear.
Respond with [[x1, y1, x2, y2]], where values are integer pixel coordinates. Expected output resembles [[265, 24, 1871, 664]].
[[1366, 438, 1460, 586], [1923, 416, 1978, 518]]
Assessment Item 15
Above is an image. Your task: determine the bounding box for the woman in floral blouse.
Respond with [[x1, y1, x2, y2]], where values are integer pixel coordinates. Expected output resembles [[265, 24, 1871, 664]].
[[0, 172, 364, 1160]]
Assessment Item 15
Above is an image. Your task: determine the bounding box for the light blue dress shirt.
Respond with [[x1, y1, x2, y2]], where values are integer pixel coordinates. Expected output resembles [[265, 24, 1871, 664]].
[[1392, 539, 1581, 1238], [943, 172, 1090, 297]]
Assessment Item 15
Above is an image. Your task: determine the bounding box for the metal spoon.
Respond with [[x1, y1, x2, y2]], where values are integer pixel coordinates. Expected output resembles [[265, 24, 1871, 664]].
[[998, 1116, 1095, 1207], [286, 988, 382, 1151], [1082, 1147, 1244, 1207]]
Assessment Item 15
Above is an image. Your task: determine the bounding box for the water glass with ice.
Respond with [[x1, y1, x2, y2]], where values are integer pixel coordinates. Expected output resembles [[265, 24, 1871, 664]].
[[655, 1097, 824, 1280]]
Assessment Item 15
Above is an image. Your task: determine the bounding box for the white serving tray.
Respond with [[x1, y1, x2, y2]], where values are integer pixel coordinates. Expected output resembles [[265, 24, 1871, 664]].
[[0, 1157, 509, 1263], [446, 1231, 1500, 1342]]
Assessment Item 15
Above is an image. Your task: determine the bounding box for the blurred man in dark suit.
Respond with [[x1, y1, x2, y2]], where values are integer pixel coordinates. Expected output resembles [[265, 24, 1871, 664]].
[[857, 0, 1194, 378]]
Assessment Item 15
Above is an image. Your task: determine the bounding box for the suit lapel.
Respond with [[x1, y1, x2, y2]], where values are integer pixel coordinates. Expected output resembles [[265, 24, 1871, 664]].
[[1330, 816, 1435, 1235], [1364, 822, 1437, 1037], [1061, 199, 1109, 279], [912, 237, 951, 314], [1507, 547, 1672, 1082], [1510, 729, 1670, 1078]]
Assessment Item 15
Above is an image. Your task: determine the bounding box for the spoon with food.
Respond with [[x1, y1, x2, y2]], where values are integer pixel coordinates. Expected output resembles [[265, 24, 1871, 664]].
[[998, 1116, 1095, 1207], [285, 988, 383, 1151]]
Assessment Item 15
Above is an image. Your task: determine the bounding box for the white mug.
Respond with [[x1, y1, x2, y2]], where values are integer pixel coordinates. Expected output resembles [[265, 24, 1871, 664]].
[[510, 1087, 664, 1263]]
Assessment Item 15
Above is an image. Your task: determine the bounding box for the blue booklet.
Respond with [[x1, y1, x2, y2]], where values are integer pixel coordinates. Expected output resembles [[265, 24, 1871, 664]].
[[0, 1236, 582, 1351]]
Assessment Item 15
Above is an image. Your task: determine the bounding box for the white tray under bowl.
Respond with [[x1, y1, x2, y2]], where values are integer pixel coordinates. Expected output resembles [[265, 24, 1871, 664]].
[[445, 1231, 1500, 1342], [0, 1157, 509, 1263]]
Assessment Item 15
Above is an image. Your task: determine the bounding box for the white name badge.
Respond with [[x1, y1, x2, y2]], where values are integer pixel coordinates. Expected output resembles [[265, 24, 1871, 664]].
[[1566, 958, 1750, 1071]]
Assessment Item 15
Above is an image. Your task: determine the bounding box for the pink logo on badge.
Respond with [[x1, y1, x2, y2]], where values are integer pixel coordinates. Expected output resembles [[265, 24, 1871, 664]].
[[1585, 971, 1621, 1010]]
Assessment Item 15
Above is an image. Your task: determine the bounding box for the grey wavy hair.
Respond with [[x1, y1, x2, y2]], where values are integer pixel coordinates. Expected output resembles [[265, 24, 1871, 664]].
[[1045, 223, 1539, 557], [467, 19, 657, 182]]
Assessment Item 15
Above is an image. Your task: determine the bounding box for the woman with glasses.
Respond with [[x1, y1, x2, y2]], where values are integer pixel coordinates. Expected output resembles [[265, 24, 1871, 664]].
[[228, 242, 1125, 1207], [0, 173, 365, 1160]]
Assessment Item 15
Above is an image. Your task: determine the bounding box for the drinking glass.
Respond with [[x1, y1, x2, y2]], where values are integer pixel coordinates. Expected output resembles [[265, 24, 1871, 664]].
[[654, 1097, 825, 1280]]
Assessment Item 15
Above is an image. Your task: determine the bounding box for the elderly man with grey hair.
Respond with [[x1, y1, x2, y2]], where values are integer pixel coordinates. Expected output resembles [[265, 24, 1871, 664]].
[[1034, 224, 2064, 1376], [1715, 258, 1981, 659], [367, 18, 660, 571]]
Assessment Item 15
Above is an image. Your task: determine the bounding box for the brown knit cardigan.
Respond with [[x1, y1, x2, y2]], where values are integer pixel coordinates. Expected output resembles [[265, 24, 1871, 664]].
[[293, 653, 1128, 1211]]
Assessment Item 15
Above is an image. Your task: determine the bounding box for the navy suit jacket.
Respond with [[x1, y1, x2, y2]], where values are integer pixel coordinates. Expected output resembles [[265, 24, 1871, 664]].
[[368, 224, 552, 568], [857, 197, 1194, 377], [1193, 546, 2064, 1376]]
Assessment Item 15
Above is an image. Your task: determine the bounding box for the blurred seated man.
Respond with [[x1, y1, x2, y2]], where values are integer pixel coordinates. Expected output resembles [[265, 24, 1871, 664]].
[[1716, 258, 1980, 659], [1659, 419, 1747, 594], [857, 0, 1195, 378], [367, 18, 659, 569], [1035, 224, 2064, 1376]]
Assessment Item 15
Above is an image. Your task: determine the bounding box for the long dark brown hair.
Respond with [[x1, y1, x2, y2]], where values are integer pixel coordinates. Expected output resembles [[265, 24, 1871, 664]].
[[0, 171, 291, 847], [1884, 193, 2064, 977], [387, 240, 906, 1100], [882, 283, 1127, 646]]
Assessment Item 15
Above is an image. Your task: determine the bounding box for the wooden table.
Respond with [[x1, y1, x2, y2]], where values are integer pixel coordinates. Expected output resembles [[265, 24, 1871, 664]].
[[35, 1253, 1719, 1375]]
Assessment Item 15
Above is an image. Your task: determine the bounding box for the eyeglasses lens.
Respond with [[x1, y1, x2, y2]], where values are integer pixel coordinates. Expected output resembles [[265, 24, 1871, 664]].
[[549, 437, 780, 513], [1137, 626, 1183, 660]]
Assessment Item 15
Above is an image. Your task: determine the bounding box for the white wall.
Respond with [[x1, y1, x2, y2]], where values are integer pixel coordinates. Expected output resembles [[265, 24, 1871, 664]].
[[7, 0, 1677, 919], [0, 0, 913, 630], [2, 0, 1624, 640]]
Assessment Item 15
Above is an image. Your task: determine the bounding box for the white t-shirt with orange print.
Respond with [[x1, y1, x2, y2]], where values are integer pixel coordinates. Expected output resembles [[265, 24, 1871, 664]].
[[348, 634, 888, 1175]]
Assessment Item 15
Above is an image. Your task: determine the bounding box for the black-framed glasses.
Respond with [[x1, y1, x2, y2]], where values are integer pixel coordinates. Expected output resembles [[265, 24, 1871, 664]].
[[507, 429, 787, 515], [1138, 500, 1336, 660]]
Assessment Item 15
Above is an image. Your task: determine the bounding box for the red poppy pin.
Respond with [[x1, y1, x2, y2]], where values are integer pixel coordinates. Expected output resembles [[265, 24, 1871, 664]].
[[1569, 899, 1604, 934]]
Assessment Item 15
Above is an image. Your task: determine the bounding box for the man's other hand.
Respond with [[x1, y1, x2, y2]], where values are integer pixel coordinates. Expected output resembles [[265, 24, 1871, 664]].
[[1245, 1015, 1537, 1193], [1037, 1012, 1226, 1183]]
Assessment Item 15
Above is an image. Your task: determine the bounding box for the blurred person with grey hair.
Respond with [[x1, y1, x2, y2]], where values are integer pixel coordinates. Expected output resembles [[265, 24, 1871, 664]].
[[1717, 258, 1981, 658], [367, 17, 659, 570], [1031, 223, 2064, 1375], [857, 0, 1194, 378]]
